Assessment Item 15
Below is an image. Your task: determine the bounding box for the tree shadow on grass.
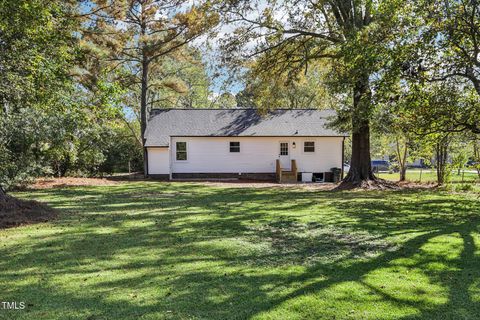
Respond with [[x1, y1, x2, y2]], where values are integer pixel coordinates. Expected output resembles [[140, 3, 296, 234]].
[[2, 183, 480, 319]]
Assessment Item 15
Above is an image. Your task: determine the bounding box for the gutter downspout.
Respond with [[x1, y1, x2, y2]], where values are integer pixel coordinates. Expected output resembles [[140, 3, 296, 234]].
[[169, 136, 173, 181]]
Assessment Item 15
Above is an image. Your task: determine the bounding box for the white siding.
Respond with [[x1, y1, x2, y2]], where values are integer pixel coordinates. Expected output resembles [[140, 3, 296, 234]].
[[147, 148, 170, 174], [170, 136, 343, 173]]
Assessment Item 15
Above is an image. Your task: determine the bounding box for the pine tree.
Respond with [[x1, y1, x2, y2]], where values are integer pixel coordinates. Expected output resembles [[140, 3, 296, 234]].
[[81, 0, 218, 172]]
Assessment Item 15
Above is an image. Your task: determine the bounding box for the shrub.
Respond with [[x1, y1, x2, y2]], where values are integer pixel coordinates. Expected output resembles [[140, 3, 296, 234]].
[[455, 184, 474, 192]]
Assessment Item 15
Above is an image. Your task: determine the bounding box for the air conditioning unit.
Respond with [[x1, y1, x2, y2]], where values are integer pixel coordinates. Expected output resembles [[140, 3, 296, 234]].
[[301, 172, 313, 182], [313, 172, 325, 182]]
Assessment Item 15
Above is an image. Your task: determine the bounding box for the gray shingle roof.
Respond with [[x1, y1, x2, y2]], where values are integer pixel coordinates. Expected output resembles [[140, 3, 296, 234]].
[[145, 109, 347, 147]]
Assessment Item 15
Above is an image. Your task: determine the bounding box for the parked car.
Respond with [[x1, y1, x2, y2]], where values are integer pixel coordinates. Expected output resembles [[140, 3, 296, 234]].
[[467, 160, 479, 168], [371, 160, 395, 173], [343, 163, 350, 173]]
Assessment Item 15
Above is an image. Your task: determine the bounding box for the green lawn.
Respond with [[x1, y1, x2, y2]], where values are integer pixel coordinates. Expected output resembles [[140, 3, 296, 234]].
[[377, 169, 480, 183], [2, 182, 480, 319]]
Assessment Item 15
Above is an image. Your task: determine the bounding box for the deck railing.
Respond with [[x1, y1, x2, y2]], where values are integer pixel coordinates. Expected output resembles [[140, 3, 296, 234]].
[[276, 159, 282, 182], [291, 159, 297, 177]]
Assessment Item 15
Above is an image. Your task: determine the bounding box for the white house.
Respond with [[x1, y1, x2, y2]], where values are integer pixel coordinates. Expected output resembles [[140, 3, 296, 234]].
[[144, 109, 348, 182]]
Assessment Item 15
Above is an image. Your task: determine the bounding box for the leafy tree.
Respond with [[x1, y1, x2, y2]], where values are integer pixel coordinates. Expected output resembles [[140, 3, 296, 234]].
[[210, 92, 238, 109], [1, 0, 200, 194], [81, 0, 218, 172], [450, 136, 470, 176], [238, 61, 335, 109], [370, 130, 430, 182], [370, 133, 393, 162], [99, 121, 144, 175], [374, 80, 437, 181], [473, 138, 480, 178], [393, 135, 409, 181], [0, 0, 78, 193], [408, 0, 480, 134], [215, 0, 408, 187], [434, 133, 452, 185], [384, 1, 480, 185], [374, 120, 412, 181], [0, 109, 46, 189]]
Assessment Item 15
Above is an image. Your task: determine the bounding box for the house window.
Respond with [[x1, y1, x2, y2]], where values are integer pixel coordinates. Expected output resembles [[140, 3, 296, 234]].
[[280, 142, 289, 155], [176, 142, 187, 160], [230, 142, 240, 152], [304, 141, 315, 153]]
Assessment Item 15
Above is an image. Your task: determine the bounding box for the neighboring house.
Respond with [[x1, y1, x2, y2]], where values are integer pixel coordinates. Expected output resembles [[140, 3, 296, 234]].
[[144, 108, 348, 182]]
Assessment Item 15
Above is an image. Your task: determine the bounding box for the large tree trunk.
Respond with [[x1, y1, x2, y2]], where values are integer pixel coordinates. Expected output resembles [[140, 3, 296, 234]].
[[140, 58, 148, 143], [340, 77, 376, 187], [140, 5, 149, 177], [474, 139, 480, 178], [435, 134, 450, 185], [141, 56, 149, 175], [343, 119, 375, 183]]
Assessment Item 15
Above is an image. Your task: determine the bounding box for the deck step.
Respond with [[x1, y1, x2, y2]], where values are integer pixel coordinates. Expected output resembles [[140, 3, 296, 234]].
[[276, 159, 298, 183], [279, 171, 297, 183]]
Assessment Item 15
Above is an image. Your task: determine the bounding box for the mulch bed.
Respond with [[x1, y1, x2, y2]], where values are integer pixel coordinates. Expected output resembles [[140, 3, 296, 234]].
[[31, 177, 119, 189], [335, 179, 438, 191], [0, 194, 56, 229]]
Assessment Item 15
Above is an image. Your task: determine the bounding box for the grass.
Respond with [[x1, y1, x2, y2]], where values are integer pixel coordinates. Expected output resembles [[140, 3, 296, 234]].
[[1, 182, 480, 319], [377, 169, 480, 183]]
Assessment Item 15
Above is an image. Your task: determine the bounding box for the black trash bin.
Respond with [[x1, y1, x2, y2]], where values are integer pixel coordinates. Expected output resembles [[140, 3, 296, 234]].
[[331, 167, 342, 183]]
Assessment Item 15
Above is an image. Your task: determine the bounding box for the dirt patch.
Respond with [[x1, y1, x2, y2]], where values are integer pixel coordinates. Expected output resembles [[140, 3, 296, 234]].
[[0, 194, 56, 229], [335, 179, 438, 191], [30, 177, 119, 189], [186, 179, 439, 191], [397, 180, 438, 189], [335, 178, 401, 191], [27, 177, 439, 191], [178, 179, 338, 190]]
